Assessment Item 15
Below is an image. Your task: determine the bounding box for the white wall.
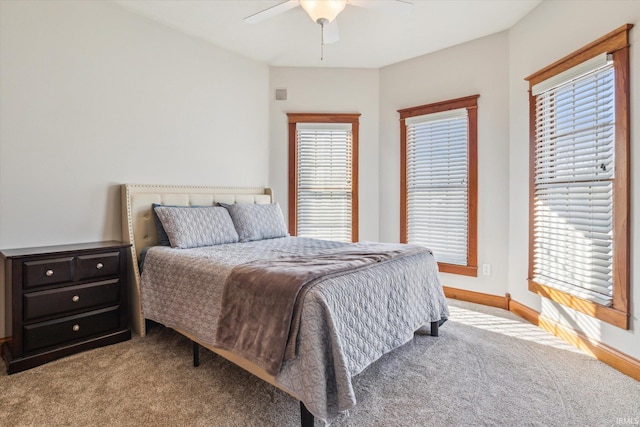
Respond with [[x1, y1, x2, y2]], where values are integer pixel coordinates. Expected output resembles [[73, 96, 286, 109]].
[[0, 1, 269, 336], [378, 32, 511, 297], [508, 1, 640, 359], [268, 67, 380, 241]]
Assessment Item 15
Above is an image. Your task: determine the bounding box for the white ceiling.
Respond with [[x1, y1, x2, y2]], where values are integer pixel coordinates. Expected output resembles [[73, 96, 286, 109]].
[[114, 0, 542, 69]]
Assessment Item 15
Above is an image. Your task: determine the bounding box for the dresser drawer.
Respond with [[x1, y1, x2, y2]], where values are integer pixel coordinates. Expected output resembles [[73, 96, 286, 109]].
[[76, 252, 120, 280], [23, 306, 120, 353], [24, 257, 73, 289], [23, 279, 120, 322]]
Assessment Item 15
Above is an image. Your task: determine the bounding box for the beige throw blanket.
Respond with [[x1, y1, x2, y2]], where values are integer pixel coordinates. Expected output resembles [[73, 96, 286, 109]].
[[214, 242, 427, 376]]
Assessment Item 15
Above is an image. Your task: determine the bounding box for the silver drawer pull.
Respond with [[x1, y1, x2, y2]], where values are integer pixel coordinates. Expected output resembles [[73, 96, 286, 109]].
[[72, 324, 80, 332], [96, 262, 104, 270], [45, 269, 54, 277], [72, 295, 80, 303]]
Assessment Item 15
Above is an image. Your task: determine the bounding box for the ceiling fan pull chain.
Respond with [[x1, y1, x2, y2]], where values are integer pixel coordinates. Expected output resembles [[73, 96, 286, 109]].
[[320, 21, 324, 61]]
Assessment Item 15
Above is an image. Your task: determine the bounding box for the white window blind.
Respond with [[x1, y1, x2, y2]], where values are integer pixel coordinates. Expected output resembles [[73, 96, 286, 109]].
[[296, 123, 352, 242], [406, 108, 469, 265], [532, 57, 615, 306]]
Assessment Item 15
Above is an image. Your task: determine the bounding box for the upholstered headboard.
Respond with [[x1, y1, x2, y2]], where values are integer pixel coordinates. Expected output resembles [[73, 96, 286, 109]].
[[121, 184, 274, 336]]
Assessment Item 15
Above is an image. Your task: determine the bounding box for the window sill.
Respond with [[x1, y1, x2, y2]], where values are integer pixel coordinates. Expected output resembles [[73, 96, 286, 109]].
[[438, 263, 477, 277], [528, 280, 629, 330]]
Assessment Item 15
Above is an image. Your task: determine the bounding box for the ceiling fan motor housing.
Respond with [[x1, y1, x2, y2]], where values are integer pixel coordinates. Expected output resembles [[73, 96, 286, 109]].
[[300, 0, 347, 24]]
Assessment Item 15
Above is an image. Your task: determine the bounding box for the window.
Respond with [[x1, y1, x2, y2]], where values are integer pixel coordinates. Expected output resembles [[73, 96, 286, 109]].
[[399, 95, 479, 276], [525, 24, 631, 329], [287, 113, 359, 242]]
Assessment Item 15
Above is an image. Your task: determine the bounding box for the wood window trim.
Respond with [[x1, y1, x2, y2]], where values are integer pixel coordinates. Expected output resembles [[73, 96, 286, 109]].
[[287, 113, 360, 242], [525, 24, 632, 329], [398, 94, 479, 276]]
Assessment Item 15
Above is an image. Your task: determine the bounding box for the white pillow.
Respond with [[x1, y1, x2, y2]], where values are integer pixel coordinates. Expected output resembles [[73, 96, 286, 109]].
[[154, 206, 239, 249]]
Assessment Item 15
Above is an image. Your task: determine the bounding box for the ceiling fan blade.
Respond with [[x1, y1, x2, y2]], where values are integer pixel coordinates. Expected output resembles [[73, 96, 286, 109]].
[[244, 0, 299, 24], [348, 0, 412, 11], [323, 20, 340, 44]]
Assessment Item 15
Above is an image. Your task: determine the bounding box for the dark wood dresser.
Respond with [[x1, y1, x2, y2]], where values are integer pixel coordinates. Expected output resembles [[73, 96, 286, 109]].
[[2, 241, 131, 374]]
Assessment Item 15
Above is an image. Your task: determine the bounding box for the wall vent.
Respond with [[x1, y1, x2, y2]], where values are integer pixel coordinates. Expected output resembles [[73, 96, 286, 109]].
[[275, 88, 287, 101]]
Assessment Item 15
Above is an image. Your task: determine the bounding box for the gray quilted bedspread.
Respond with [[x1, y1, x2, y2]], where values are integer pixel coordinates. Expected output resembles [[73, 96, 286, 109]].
[[140, 237, 449, 423]]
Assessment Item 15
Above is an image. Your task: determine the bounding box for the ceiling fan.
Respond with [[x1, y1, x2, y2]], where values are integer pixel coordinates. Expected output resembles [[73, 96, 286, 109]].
[[244, 0, 412, 56]]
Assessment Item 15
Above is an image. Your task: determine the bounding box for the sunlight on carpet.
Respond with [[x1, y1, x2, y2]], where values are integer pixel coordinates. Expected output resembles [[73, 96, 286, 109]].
[[449, 304, 582, 353]]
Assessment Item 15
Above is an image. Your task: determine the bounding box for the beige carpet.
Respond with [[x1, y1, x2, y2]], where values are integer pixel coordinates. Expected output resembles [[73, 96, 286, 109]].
[[1, 300, 638, 426]]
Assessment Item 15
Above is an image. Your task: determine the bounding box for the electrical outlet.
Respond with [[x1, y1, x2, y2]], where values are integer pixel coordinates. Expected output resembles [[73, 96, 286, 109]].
[[482, 264, 491, 276]]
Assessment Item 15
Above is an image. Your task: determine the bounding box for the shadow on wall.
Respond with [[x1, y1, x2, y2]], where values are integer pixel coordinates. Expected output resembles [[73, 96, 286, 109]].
[[540, 299, 602, 346], [105, 183, 123, 241]]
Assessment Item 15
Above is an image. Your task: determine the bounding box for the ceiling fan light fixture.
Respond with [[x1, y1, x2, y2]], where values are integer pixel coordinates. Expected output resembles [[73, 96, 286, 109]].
[[300, 0, 347, 24]]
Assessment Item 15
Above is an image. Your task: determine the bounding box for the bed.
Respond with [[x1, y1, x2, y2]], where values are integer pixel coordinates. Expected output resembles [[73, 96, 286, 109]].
[[121, 183, 449, 426]]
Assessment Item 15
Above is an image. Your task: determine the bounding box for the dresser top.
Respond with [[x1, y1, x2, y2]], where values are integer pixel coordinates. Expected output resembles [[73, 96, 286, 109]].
[[1, 240, 130, 259]]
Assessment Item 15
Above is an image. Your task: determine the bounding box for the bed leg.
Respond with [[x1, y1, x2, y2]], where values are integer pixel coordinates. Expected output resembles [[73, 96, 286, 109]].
[[300, 401, 314, 427], [430, 320, 439, 337], [193, 341, 200, 367]]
